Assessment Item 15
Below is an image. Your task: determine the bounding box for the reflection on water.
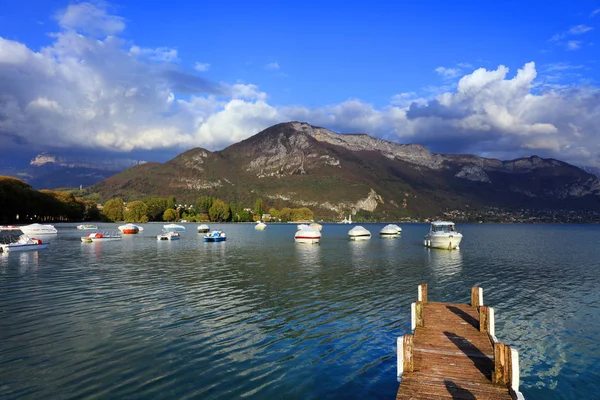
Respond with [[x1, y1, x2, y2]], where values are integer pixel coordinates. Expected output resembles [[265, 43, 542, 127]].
[[294, 243, 321, 267], [426, 248, 463, 279]]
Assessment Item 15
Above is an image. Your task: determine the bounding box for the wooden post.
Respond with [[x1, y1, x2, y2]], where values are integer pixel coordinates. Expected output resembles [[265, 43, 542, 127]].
[[505, 345, 513, 389], [418, 283, 428, 304], [480, 305, 489, 333], [471, 286, 483, 308], [493, 342, 506, 384], [415, 301, 424, 328], [403, 334, 414, 373]]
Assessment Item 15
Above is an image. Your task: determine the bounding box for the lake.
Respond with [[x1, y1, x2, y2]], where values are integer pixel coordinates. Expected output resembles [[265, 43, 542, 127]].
[[1, 222, 599, 399]]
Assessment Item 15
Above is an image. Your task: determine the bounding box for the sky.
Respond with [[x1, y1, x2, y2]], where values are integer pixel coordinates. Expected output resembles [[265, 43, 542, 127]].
[[1, 0, 600, 168]]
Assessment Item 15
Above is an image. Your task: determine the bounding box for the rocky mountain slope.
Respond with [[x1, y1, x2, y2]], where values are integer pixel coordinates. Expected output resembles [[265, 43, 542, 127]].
[[90, 122, 600, 218]]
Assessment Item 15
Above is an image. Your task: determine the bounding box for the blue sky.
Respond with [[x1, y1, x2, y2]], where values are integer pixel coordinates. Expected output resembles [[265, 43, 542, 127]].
[[1, 1, 600, 167]]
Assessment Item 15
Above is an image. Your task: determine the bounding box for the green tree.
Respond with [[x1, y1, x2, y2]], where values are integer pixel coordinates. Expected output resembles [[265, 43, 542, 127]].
[[144, 197, 167, 221], [209, 199, 231, 222], [254, 198, 264, 221], [280, 207, 292, 222], [124, 200, 149, 222], [103, 198, 125, 222], [163, 208, 178, 221], [196, 196, 214, 214], [269, 207, 281, 221], [167, 196, 177, 210]]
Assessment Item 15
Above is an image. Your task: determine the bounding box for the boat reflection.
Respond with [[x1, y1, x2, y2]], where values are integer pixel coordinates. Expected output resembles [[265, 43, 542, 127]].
[[426, 248, 463, 278], [295, 242, 321, 267]]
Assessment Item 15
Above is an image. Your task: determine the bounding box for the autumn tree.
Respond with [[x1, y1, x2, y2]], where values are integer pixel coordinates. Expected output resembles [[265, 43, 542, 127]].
[[124, 201, 149, 222], [163, 208, 178, 222], [209, 199, 231, 222], [103, 198, 125, 222]]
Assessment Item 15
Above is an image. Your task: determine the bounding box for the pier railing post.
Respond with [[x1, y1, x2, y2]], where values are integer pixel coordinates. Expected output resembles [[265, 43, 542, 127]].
[[418, 283, 428, 304], [397, 336, 404, 378], [471, 286, 483, 308], [415, 301, 424, 328], [403, 334, 414, 373], [493, 342, 506, 384], [480, 305, 489, 333], [505, 345, 513, 390]]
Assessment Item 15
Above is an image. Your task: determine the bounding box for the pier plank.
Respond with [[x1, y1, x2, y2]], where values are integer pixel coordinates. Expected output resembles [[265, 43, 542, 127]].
[[397, 293, 515, 400]]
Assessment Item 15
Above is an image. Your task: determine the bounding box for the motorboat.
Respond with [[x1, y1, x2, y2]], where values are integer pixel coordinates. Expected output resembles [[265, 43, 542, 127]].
[[20, 223, 57, 235], [197, 224, 210, 233], [118, 223, 143, 234], [424, 221, 463, 250], [204, 230, 226, 242], [0, 234, 49, 253], [309, 222, 323, 231], [163, 223, 185, 232], [0, 225, 21, 231], [77, 224, 98, 230], [81, 231, 122, 243], [348, 225, 371, 240], [297, 224, 309, 231], [255, 221, 267, 230], [157, 231, 180, 241], [294, 226, 321, 244], [380, 224, 401, 236]]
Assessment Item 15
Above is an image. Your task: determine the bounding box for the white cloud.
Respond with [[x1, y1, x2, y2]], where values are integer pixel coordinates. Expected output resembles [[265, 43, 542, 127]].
[[194, 62, 210, 71], [435, 66, 461, 78], [567, 40, 582, 50], [592, 8, 600, 17], [56, 2, 125, 37], [568, 25, 593, 35], [1, 4, 600, 168], [265, 62, 280, 70]]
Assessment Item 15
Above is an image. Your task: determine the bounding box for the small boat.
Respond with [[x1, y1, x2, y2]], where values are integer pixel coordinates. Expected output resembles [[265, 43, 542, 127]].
[[197, 224, 210, 233], [77, 224, 98, 230], [297, 223, 309, 231], [157, 231, 180, 241], [255, 221, 267, 230], [424, 221, 462, 250], [163, 223, 185, 232], [309, 222, 323, 231], [0, 225, 21, 231], [294, 226, 321, 244], [81, 231, 122, 243], [118, 223, 142, 234], [0, 234, 49, 253], [204, 230, 226, 242], [380, 224, 401, 236], [20, 223, 57, 235], [349, 225, 371, 240]]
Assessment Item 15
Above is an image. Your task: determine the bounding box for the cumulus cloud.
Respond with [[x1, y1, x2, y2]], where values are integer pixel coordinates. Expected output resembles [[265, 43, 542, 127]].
[[56, 2, 125, 36], [435, 66, 461, 79], [1, 3, 600, 169]]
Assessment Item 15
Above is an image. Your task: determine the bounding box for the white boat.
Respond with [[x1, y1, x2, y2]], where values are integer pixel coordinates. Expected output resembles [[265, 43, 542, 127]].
[[0, 225, 21, 231], [118, 223, 143, 234], [157, 231, 180, 241], [380, 224, 401, 236], [197, 224, 210, 233], [349, 225, 371, 240], [77, 224, 98, 230], [309, 222, 323, 231], [423, 221, 463, 250], [255, 221, 267, 230], [0, 234, 49, 253], [81, 231, 122, 242], [20, 223, 57, 235], [204, 230, 226, 242], [163, 223, 185, 232], [294, 226, 321, 244], [297, 224, 310, 231]]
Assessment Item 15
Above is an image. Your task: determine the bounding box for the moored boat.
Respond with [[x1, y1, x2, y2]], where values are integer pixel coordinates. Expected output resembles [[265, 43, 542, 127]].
[[197, 224, 210, 233], [20, 223, 57, 235], [163, 223, 185, 232], [0, 225, 21, 231], [204, 230, 226, 242], [423, 221, 462, 250], [81, 231, 122, 243], [157, 231, 180, 241], [297, 223, 309, 231], [349, 225, 371, 240], [380, 224, 401, 236], [309, 222, 323, 231], [0, 234, 49, 253], [118, 223, 142, 234], [77, 224, 98, 230], [255, 221, 267, 230], [294, 226, 321, 244]]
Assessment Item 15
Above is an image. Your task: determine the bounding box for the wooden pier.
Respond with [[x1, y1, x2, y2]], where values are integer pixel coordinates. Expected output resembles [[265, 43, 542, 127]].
[[396, 284, 524, 399]]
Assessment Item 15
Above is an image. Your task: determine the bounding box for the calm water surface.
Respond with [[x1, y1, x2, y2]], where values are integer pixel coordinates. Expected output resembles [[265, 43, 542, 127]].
[[1, 223, 599, 399]]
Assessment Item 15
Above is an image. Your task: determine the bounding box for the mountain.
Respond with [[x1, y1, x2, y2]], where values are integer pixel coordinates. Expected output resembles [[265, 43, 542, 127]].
[[0, 153, 146, 190], [90, 122, 600, 219]]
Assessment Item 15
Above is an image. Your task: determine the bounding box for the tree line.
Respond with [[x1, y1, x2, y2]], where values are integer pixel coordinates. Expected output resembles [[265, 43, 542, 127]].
[[101, 195, 314, 223], [0, 176, 100, 223]]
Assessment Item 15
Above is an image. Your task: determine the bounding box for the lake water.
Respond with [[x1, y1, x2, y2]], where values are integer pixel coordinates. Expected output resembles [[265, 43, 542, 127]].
[[1, 223, 599, 399]]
